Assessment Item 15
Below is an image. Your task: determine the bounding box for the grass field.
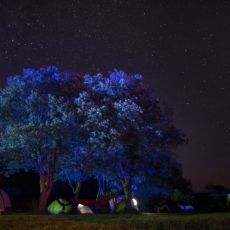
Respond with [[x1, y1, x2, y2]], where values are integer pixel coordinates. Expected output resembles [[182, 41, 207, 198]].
[[0, 213, 230, 230]]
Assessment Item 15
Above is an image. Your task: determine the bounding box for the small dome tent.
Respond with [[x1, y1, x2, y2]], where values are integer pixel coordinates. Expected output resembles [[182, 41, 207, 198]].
[[48, 198, 72, 215], [0, 189, 12, 214]]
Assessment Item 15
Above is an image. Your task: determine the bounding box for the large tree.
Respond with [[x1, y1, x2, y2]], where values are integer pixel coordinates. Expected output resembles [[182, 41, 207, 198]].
[[0, 67, 186, 212], [78, 70, 186, 211], [0, 67, 79, 211]]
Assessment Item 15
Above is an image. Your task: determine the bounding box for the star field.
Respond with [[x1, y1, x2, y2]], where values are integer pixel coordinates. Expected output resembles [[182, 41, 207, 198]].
[[0, 0, 230, 190]]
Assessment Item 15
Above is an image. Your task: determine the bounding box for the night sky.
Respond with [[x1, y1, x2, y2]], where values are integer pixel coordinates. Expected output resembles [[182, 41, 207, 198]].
[[0, 0, 229, 191]]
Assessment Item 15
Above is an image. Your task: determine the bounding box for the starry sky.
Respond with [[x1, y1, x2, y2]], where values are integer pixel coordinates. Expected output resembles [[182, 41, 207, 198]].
[[0, 0, 229, 191]]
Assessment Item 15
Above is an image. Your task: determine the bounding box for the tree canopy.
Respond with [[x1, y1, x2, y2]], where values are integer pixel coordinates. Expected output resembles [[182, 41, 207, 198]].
[[0, 66, 186, 211]]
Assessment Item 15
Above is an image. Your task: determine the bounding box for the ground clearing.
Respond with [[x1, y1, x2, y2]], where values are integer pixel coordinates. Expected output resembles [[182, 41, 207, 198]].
[[0, 212, 230, 230]]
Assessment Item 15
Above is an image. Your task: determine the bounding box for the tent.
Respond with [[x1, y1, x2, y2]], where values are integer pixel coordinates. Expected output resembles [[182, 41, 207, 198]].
[[77, 204, 94, 214], [179, 204, 195, 213], [48, 198, 72, 215], [0, 189, 12, 213]]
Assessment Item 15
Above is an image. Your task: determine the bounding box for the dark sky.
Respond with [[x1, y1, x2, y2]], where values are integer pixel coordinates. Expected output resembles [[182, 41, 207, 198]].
[[0, 0, 229, 191]]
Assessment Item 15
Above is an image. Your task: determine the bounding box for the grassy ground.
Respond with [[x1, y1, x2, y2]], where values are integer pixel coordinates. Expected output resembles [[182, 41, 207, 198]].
[[0, 213, 230, 230]]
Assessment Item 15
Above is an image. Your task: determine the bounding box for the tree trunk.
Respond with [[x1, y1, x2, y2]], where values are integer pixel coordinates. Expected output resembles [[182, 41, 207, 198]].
[[122, 178, 133, 212], [38, 188, 51, 211], [73, 182, 82, 197], [71, 182, 82, 207], [38, 173, 53, 212], [96, 177, 103, 200], [37, 152, 57, 212]]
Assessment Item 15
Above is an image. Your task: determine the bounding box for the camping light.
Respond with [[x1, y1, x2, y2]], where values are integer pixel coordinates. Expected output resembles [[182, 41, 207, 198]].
[[132, 198, 138, 207]]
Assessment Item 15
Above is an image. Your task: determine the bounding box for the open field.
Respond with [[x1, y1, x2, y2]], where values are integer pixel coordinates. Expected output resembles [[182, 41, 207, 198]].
[[0, 213, 230, 230]]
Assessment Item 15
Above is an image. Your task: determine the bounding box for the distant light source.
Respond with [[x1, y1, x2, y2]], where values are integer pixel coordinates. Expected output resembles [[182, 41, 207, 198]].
[[132, 198, 138, 207], [78, 204, 83, 208]]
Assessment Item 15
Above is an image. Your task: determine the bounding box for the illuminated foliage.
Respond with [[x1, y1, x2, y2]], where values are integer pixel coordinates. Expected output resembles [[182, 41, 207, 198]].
[[78, 69, 186, 210], [0, 67, 77, 211], [0, 67, 186, 212]]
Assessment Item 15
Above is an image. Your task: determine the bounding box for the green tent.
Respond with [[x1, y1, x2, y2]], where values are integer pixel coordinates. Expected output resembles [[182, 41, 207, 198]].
[[48, 198, 72, 214]]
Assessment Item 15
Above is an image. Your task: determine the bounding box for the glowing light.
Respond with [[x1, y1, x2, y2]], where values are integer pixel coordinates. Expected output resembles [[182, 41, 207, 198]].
[[132, 198, 138, 206]]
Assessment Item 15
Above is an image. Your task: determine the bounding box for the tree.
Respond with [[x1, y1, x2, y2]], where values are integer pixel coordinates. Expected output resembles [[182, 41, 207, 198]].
[[0, 67, 77, 211], [0, 67, 186, 213], [72, 90, 120, 199], [79, 70, 186, 211]]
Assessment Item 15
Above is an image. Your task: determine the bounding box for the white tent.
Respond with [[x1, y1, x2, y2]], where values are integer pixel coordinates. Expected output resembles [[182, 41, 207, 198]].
[[0, 189, 12, 213], [77, 204, 93, 214]]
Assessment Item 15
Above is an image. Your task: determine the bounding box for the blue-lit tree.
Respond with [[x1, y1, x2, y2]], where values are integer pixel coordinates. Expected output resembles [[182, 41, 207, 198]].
[[0, 67, 80, 211], [72, 90, 120, 199], [81, 70, 186, 211], [0, 67, 186, 213]]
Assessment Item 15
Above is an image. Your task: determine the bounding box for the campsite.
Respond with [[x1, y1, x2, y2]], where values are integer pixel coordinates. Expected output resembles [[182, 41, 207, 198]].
[[0, 0, 230, 229], [0, 62, 230, 229]]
